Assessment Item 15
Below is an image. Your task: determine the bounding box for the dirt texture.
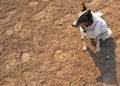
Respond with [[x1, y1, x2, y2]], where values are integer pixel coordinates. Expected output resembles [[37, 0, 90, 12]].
[[0, 0, 120, 86]]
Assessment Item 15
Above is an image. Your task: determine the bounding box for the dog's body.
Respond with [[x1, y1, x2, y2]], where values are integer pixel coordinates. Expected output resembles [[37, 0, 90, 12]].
[[72, 3, 112, 52], [81, 11, 112, 40]]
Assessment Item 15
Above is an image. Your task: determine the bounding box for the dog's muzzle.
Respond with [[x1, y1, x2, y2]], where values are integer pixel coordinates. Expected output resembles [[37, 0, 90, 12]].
[[72, 21, 78, 27]]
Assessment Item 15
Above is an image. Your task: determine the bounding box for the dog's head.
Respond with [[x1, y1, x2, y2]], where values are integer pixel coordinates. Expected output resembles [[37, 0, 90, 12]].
[[72, 3, 93, 28]]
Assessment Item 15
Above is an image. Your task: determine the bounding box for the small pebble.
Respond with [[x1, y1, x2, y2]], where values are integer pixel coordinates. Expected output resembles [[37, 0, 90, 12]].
[[106, 55, 110, 59], [59, 23, 62, 26]]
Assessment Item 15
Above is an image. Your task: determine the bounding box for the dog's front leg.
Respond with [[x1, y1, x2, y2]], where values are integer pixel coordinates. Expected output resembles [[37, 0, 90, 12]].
[[82, 35, 87, 51], [80, 27, 84, 40], [80, 27, 87, 51], [95, 36, 101, 53]]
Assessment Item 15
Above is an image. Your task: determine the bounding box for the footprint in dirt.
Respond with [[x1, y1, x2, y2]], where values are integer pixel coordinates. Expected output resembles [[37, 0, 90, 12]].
[[0, 16, 10, 25], [7, 8, 16, 15], [3, 77, 17, 86], [54, 50, 71, 62], [14, 22, 23, 32]]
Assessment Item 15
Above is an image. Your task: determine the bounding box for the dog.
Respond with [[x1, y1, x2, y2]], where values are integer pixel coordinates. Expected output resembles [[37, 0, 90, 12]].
[[72, 3, 112, 53]]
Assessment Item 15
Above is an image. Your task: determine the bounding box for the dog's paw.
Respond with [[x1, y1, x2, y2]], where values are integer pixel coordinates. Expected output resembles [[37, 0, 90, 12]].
[[95, 48, 101, 53], [83, 46, 87, 51], [81, 38, 83, 41], [81, 37, 83, 40]]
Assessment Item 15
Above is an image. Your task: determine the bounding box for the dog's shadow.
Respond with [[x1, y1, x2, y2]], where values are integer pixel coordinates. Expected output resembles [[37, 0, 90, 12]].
[[88, 37, 119, 85]]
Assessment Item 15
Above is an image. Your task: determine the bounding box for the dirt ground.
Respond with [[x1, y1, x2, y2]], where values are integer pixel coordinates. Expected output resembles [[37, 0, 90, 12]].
[[0, 0, 120, 86]]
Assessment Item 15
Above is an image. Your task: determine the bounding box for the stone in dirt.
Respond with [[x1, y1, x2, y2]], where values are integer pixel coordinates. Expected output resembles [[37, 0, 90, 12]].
[[22, 53, 30, 63], [32, 11, 46, 21], [29, 1, 38, 7], [42, 0, 49, 2]]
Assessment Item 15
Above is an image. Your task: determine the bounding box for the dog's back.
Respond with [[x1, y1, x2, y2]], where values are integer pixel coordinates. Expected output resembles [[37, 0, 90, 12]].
[[91, 11, 112, 40]]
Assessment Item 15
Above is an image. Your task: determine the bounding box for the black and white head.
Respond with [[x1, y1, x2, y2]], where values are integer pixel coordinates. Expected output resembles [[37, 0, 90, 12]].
[[72, 3, 93, 28]]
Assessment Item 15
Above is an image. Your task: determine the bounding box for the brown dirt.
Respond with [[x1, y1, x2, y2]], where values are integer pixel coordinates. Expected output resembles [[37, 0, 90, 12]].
[[0, 0, 120, 86]]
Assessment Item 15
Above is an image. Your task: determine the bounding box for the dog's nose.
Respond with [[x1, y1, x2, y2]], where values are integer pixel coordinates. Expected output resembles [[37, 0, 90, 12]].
[[72, 23, 77, 27], [71, 23, 75, 27], [72, 21, 77, 27]]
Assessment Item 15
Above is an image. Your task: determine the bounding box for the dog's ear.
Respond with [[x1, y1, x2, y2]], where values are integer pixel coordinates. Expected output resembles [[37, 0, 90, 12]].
[[82, 2, 87, 11], [86, 10, 92, 19]]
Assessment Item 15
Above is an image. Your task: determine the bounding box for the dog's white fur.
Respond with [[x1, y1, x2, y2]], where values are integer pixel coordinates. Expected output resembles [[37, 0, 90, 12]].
[[80, 11, 112, 52]]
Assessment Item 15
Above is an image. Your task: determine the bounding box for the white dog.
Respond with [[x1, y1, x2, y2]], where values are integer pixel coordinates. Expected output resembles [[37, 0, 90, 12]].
[[72, 3, 112, 53]]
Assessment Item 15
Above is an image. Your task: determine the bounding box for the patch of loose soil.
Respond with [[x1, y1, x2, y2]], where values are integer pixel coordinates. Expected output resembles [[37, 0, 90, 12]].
[[0, 0, 120, 86]]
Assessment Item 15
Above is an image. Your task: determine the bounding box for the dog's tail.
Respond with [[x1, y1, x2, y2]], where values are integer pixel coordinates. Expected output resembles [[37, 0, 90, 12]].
[[95, 12, 103, 17]]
